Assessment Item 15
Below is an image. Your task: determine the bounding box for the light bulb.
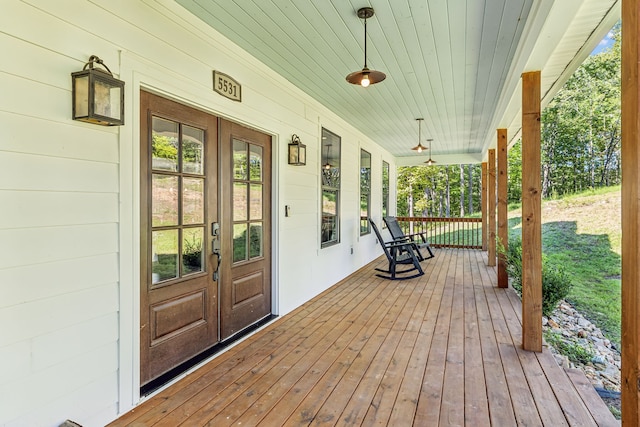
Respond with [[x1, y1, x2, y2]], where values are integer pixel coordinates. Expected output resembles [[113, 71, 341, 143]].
[[417, 146, 423, 153], [361, 74, 370, 87]]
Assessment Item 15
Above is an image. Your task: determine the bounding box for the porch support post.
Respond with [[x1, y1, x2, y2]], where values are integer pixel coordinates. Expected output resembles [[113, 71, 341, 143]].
[[521, 71, 542, 352], [481, 162, 488, 251], [622, 0, 640, 422], [497, 129, 508, 288], [487, 149, 496, 267]]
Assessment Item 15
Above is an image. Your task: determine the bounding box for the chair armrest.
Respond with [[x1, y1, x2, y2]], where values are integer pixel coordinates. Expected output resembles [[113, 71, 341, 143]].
[[404, 231, 429, 243]]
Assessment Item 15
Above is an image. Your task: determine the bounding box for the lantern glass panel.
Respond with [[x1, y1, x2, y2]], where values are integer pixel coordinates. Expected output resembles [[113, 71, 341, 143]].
[[74, 75, 89, 118], [93, 78, 121, 120]]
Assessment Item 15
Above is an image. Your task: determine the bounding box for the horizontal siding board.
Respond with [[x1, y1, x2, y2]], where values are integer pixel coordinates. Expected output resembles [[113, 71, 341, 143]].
[[0, 71, 74, 124], [0, 283, 118, 348], [0, 342, 118, 424], [0, 191, 118, 229], [0, 254, 118, 308], [32, 312, 119, 371], [0, 224, 118, 270], [0, 111, 118, 163], [6, 373, 119, 427], [1, 0, 117, 71], [0, 151, 118, 192], [0, 341, 31, 384]]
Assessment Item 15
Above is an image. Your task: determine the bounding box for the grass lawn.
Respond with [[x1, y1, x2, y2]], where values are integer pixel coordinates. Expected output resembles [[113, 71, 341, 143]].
[[508, 185, 621, 347]]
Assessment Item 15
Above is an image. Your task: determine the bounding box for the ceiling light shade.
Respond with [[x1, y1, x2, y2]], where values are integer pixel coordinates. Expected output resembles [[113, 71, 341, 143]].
[[424, 139, 437, 165], [323, 143, 332, 170], [411, 118, 427, 152], [346, 7, 386, 87]]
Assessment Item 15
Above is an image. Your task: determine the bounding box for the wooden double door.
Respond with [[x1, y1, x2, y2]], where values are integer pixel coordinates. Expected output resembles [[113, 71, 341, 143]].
[[140, 91, 272, 387]]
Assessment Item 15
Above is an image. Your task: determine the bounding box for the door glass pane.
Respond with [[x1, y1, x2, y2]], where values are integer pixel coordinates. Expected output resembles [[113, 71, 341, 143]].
[[183, 177, 204, 225], [182, 227, 204, 275], [249, 145, 262, 181], [233, 139, 247, 180], [249, 223, 263, 258], [152, 229, 179, 284], [233, 223, 248, 263], [233, 183, 248, 221], [152, 174, 179, 227], [250, 184, 262, 220], [152, 117, 179, 171], [182, 126, 204, 175]]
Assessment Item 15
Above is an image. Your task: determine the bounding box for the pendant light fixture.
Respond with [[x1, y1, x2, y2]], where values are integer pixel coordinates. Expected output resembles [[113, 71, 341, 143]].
[[411, 118, 427, 153], [323, 144, 332, 170], [424, 139, 437, 165], [346, 7, 386, 87]]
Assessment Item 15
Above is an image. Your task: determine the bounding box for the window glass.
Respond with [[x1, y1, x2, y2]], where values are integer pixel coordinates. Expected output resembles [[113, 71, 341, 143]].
[[382, 161, 390, 220], [232, 138, 265, 263], [152, 117, 178, 172], [182, 227, 204, 275], [360, 150, 371, 235], [321, 128, 341, 247], [150, 115, 207, 285]]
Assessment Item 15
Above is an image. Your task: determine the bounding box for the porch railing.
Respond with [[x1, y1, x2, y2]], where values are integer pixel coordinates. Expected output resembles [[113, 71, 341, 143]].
[[395, 216, 483, 249]]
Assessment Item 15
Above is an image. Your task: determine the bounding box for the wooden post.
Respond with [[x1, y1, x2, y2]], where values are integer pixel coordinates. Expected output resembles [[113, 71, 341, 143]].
[[487, 150, 496, 267], [521, 71, 542, 352], [621, 0, 640, 423], [481, 162, 488, 251], [497, 129, 508, 288]]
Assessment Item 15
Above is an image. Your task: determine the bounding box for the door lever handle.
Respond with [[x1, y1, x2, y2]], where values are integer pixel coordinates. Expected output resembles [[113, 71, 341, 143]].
[[212, 239, 222, 281]]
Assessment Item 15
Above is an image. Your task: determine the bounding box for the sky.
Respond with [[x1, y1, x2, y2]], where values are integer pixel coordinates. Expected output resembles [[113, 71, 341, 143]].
[[591, 29, 616, 55]]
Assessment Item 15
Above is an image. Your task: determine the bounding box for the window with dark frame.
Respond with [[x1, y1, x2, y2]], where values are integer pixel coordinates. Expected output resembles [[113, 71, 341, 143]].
[[321, 128, 341, 247], [382, 160, 390, 221], [360, 149, 371, 235]]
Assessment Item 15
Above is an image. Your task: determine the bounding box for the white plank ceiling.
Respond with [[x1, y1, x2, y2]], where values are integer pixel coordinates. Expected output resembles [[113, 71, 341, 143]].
[[176, 0, 619, 164]]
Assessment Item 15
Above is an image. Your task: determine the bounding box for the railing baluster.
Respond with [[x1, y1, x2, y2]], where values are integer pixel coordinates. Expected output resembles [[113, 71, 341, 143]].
[[395, 216, 483, 249]]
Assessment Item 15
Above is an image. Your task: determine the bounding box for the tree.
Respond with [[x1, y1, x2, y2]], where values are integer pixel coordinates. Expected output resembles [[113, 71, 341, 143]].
[[540, 24, 621, 198]]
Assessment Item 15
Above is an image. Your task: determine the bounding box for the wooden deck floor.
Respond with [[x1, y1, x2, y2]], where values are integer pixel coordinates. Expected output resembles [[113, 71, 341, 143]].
[[110, 249, 618, 426]]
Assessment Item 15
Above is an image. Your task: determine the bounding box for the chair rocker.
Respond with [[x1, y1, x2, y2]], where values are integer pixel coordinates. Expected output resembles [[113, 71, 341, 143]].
[[370, 218, 424, 280], [384, 216, 435, 260]]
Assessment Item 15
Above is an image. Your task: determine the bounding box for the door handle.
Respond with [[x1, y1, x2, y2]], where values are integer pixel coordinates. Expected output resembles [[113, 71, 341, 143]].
[[212, 237, 222, 281]]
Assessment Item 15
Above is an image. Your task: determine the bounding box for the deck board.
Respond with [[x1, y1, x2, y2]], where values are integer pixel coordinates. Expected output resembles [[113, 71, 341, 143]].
[[109, 249, 618, 426]]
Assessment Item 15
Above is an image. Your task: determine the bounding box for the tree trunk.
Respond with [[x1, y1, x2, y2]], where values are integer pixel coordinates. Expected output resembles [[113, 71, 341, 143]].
[[459, 164, 465, 217], [445, 166, 451, 217], [468, 164, 474, 214], [408, 182, 414, 217]]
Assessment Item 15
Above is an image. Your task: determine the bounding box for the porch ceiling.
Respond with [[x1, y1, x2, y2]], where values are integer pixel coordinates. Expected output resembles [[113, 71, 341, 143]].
[[176, 0, 619, 165]]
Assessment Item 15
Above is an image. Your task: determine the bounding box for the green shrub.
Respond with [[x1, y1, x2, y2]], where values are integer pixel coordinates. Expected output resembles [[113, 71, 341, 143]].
[[499, 237, 572, 317], [541, 264, 571, 317], [544, 330, 594, 365]]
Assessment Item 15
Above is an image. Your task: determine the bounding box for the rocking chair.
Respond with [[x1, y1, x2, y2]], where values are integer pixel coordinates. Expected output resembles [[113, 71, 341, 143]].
[[384, 216, 435, 260], [370, 218, 424, 280]]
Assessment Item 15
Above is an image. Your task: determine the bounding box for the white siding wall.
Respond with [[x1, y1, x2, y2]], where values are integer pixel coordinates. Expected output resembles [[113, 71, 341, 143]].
[[0, 1, 395, 426]]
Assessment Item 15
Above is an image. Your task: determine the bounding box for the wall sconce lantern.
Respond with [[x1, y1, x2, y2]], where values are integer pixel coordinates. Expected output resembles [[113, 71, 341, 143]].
[[71, 55, 125, 126], [288, 134, 306, 165]]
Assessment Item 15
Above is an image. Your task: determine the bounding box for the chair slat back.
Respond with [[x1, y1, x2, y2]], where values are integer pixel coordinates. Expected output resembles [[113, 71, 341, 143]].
[[384, 216, 404, 240], [369, 218, 392, 261]]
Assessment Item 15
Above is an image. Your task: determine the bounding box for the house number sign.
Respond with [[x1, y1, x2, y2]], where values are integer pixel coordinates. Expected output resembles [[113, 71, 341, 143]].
[[213, 70, 242, 102]]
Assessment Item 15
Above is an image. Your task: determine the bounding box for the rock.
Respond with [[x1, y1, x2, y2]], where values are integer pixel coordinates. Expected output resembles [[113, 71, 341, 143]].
[[592, 355, 607, 365], [543, 299, 620, 393]]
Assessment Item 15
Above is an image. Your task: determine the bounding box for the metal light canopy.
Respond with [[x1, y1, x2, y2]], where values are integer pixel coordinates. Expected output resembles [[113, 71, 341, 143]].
[[424, 139, 437, 165], [411, 118, 427, 153], [346, 7, 386, 87]]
